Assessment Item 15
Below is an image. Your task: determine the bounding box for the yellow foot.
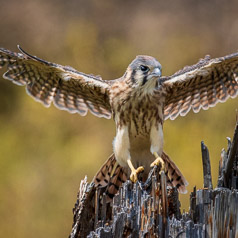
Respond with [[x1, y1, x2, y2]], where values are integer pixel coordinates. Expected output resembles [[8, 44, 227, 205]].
[[129, 166, 144, 183], [150, 152, 165, 171]]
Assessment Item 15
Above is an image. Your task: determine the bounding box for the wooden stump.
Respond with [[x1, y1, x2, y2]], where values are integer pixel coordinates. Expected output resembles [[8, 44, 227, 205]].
[[69, 122, 238, 238]]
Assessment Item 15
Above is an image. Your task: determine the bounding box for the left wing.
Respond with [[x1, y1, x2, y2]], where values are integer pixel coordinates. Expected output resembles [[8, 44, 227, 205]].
[[162, 52, 238, 120], [0, 46, 112, 119]]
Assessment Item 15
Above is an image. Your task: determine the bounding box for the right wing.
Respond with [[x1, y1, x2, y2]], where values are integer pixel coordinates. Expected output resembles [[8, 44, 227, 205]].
[[0, 46, 112, 119]]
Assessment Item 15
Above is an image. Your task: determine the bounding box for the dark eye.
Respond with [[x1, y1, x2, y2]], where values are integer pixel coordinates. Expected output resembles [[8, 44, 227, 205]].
[[140, 65, 149, 72]]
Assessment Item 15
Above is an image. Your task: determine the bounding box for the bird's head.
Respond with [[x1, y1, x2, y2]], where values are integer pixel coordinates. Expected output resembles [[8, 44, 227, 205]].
[[125, 55, 162, 91]]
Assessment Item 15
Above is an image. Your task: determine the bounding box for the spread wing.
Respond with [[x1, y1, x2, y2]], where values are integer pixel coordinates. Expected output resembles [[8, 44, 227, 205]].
[[0, 46, 112, 119], [162, 53, 238, 120]]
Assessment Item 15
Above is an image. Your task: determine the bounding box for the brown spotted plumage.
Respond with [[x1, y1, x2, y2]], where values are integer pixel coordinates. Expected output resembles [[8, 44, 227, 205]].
[[1, 46, 238, 200]]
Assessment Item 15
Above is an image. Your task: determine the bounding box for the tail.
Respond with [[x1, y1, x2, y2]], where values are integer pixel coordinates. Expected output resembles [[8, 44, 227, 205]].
[[93, 152, 188, 201], [162, 151, 188, 194], [93, 154, 127, 201]]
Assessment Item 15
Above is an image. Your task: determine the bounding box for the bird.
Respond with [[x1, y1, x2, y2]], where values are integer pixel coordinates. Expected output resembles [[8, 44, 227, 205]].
[[0, 46, 238, 198]]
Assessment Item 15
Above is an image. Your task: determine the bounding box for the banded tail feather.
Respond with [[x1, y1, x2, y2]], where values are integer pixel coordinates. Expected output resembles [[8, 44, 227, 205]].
[[162, 151, 188, 193], [93, 154, 127, 201], [94, 152, 188, 201]]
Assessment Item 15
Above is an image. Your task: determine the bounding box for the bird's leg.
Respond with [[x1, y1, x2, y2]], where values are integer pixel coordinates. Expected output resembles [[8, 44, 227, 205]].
[[113, 125, 144, 183], [150, 152, 165, 172], [127, 159, 144, 183], [150, 123, 165, 173]]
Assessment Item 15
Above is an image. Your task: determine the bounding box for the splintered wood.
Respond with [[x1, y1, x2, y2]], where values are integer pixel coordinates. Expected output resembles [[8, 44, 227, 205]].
[[69, 122, 238, 238]]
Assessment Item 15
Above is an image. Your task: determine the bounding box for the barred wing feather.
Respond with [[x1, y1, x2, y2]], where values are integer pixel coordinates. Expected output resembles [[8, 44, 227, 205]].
[[0, 46, 112, 119], [163, 53, 238, 120]]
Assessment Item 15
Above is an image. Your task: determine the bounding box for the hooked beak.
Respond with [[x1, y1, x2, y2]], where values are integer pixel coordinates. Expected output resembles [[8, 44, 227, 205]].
[[151, 67, 161, 77], [142, 67, 162, 87]]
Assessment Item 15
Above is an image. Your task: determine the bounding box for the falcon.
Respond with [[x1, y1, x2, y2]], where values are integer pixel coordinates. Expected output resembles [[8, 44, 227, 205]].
[[0, 46, 238, 197]]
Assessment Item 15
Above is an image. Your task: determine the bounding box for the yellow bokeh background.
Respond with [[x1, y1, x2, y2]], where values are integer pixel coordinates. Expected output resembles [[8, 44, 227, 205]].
[[0, 1, 238, 237]]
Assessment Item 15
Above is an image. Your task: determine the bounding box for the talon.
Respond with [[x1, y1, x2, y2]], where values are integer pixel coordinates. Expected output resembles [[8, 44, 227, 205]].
[[130, 166, 144, 183], [151, 152, 165, 172]]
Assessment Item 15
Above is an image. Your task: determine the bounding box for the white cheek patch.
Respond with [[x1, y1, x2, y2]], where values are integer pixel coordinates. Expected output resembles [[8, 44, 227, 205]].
[[150, 123, 164, 156], [133, 71, 143, 87], [113, 126, 130, 167]]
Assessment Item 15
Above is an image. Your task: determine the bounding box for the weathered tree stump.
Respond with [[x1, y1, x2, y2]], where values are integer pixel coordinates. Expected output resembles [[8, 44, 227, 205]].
[[69, 121, 238, 238]]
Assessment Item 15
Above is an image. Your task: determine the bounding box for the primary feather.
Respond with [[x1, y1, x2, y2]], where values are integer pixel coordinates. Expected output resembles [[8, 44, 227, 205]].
[[163, 53, 238, 120], [0, 46, 112, 119]]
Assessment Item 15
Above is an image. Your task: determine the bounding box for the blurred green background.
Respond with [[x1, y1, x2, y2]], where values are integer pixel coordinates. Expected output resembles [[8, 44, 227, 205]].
[[0, 0, 238, 237]]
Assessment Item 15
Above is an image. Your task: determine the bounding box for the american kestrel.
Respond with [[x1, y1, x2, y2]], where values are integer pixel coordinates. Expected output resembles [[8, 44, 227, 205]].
[[0, 46, 238, 198]]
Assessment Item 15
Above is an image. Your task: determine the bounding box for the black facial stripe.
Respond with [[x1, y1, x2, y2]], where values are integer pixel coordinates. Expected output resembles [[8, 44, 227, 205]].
[[155, 80, 159, 88], [131, 69, 136, 84], [142, 75, 147, 86]]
